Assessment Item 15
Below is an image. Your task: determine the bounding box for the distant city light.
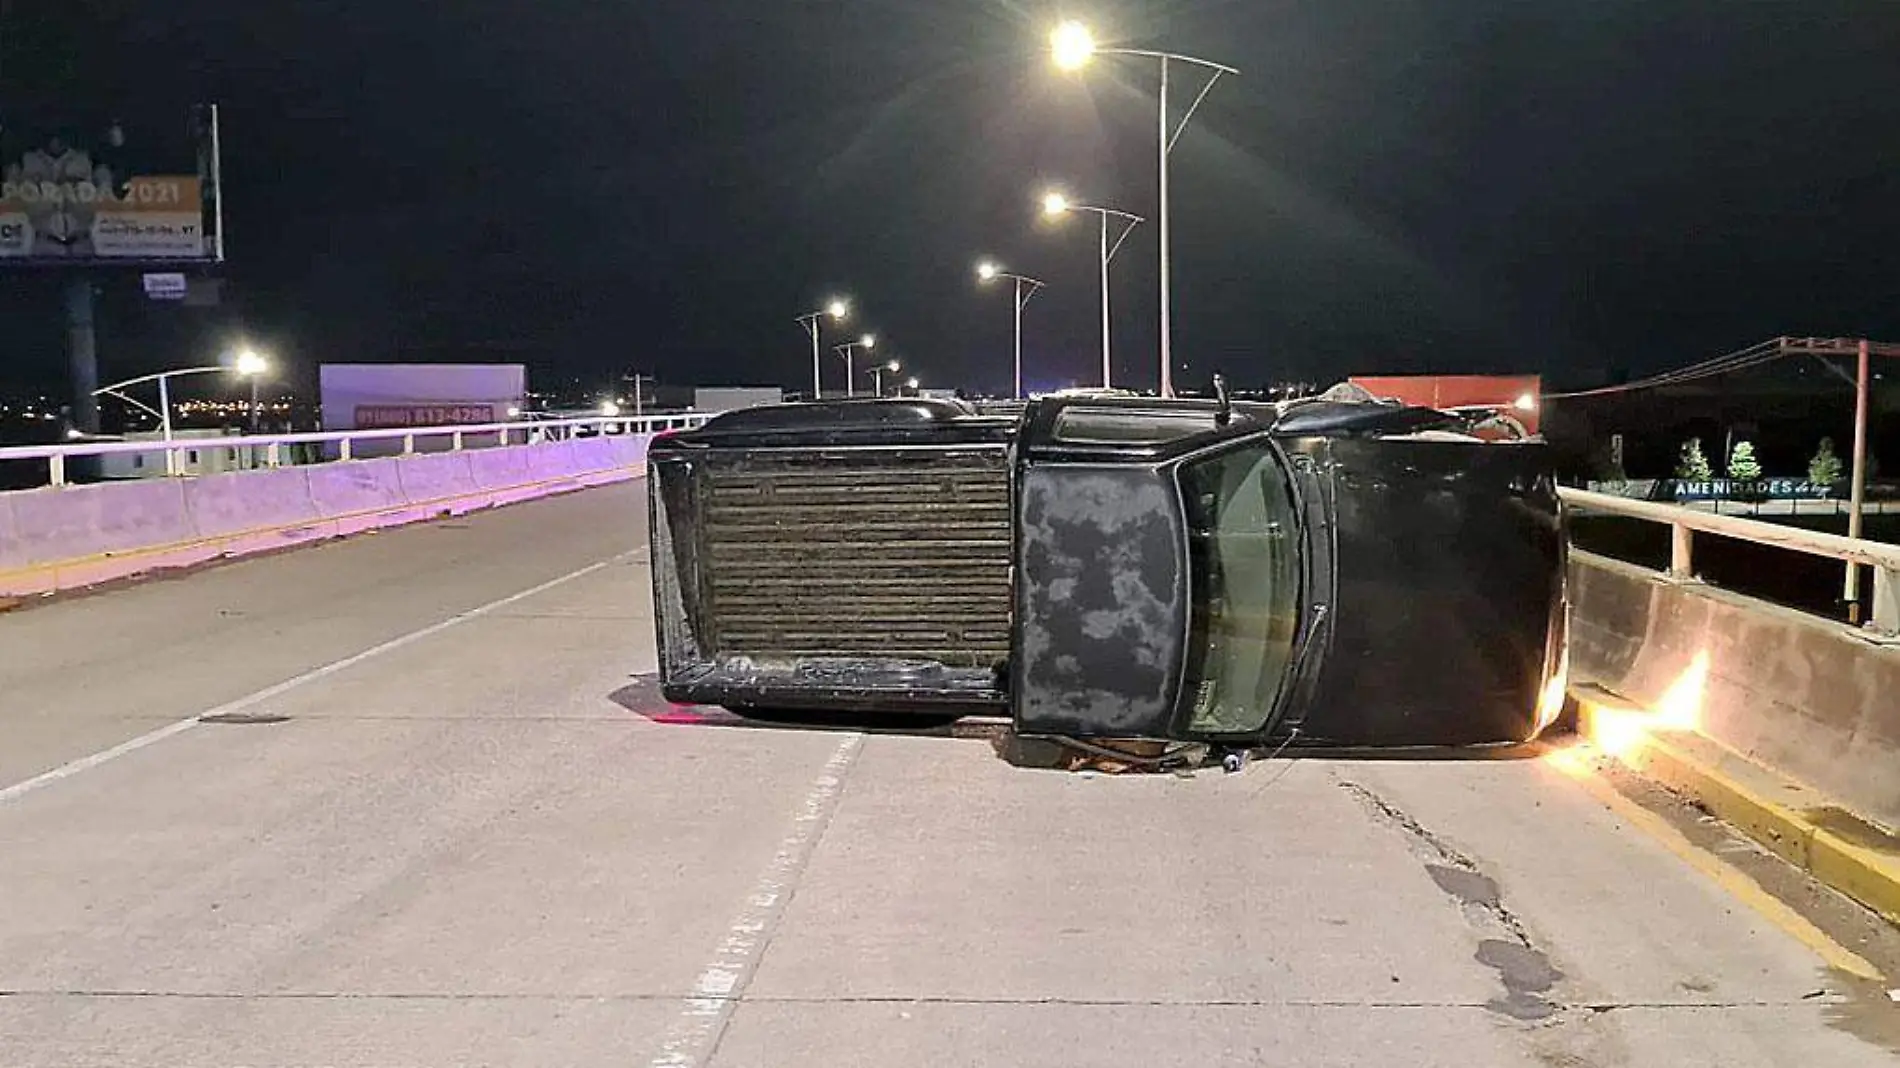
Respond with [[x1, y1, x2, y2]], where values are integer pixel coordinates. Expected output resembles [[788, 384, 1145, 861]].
[[600, 400, 622, 417]]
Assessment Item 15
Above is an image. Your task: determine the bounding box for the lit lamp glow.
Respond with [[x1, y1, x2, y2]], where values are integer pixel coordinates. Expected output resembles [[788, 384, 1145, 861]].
[[1051, 21, 1096, 70]]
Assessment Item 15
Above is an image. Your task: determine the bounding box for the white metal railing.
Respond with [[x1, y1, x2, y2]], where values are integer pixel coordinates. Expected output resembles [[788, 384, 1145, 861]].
[[0, 413, 709, 489], [1560, 487, 1900, 637]]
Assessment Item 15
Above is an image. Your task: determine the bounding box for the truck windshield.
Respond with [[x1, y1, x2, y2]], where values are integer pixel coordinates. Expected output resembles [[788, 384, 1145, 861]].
[[1178, 440, 1303, 735]]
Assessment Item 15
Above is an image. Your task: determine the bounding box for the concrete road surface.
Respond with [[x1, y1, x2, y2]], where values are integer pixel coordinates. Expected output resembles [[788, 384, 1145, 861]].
[[3, 481, 1897, 1066]]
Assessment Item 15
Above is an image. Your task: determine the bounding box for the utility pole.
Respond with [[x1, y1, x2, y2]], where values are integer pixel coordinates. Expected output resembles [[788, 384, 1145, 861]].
[[624, 372, 656, 418], [1846, 338, 1872, 623], [65, 278, 99, 435]]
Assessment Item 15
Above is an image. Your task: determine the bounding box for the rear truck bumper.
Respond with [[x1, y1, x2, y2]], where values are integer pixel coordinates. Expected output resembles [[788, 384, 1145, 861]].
[[661, 660, 1007, 717]]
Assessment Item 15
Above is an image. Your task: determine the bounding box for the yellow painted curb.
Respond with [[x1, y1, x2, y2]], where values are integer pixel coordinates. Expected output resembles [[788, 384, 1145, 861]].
[[1575, 688, 1900, 927]]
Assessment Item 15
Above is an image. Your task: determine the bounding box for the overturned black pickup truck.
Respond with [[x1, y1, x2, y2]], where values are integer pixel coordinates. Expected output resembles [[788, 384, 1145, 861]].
[[647, 385, 1569, 747]]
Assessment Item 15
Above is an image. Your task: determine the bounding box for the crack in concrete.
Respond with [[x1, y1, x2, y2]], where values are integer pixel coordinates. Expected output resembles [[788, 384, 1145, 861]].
[[1336, 780, 1536, 945], [1337, 778, 1564, 1021]]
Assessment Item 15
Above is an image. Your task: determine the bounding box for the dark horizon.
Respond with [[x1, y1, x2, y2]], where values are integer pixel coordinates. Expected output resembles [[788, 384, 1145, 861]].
[[3, 2, 1899, 402]]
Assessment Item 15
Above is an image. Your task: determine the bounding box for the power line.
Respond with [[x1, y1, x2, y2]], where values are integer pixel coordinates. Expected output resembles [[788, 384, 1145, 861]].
[[1548, 336, 1900, 401], [1547, 339, 1788, 399]]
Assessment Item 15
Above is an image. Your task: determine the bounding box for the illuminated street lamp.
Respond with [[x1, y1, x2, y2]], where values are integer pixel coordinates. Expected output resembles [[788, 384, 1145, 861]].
[[91, 352, 271, 475], [833, 334, 877, 398], [1042, 190, 1144, 389], [1051, 19, 1236, 398], [233, 348, 270, 431], [796, 298, 850, 398], [870, 358, 902, 397], [976, 260, 1044, 400]]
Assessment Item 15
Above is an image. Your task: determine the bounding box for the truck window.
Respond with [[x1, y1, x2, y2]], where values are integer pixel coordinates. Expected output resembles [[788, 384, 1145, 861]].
[[1052, 406, 1218, 445], [1179, 441, 1302, 734]]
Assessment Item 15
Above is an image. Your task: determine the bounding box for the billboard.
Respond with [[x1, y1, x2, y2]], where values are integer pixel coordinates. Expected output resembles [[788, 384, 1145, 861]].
[[693, 387, 784, 413], [319, 364, 528, 433], [0, 107, 222, 265]]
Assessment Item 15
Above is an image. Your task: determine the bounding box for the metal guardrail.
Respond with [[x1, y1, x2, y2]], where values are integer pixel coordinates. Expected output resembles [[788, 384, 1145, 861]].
[[0, 413, 709, 488], [1560, 487, 1900, 637]]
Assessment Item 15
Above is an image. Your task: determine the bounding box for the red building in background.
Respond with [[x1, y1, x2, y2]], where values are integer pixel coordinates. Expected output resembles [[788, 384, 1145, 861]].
[[1348, 374, 1543, 436]]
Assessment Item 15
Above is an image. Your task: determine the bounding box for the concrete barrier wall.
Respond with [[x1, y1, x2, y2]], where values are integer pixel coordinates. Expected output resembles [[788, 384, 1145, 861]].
[[1570, 550, 1900, 828], [0, 434, 653, 599]]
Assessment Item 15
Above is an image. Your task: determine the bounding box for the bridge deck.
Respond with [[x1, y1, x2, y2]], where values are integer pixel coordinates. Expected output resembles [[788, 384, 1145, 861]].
[[2, 482, 1896, 1066]]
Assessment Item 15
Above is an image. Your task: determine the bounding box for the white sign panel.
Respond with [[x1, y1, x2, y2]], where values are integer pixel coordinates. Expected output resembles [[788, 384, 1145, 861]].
[[142, 272, 187, 300]]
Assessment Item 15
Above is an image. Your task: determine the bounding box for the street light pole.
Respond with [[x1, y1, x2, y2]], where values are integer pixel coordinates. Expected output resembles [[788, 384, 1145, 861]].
[[833, 335, 876, 398], [1052, 23, 1236, 398], [158, 374, 174, 470], [1158, 54, 1171, 398], [797, 299, 849, 400], [870, 360, 900, 397], [977, 262, 1044, 399], [1013, 277, 1027, 400], [1099, 212, 1110, 388], [91, 355, 270, 477], [1043, 193, 1143, 389], [806, 317, 821, 397]]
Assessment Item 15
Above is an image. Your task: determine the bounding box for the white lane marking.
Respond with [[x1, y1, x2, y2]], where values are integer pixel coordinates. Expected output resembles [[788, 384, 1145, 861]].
[[647, 732, 864, 1068], [0, 556, 623, 806]]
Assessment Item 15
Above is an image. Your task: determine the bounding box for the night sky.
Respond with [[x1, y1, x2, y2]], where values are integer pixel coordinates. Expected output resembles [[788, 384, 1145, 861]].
[[3, 1, 1900, 400]]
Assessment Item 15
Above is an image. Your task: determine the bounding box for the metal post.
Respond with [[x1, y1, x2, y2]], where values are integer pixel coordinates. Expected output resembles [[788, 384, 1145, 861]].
[[1013, 278, 1025, 400], [339, 437, 353, 461], [402, 433, 415, 455], [49, 453, 66, 487], [846, 350, 855, 398], [1846, 338, 1872, 621], [266, 442, 281, 468], [209, 103, 226, 263], [451, 430, 464, 451], [1100, 211, 1112, 389], [810, 320, 822, 399], [159, 374, 177, 476], [249, 376, 260, 432], [64, 276, 98, 435], [1157, 55, 1172, 399], [1669, 524, 1694, 578]]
